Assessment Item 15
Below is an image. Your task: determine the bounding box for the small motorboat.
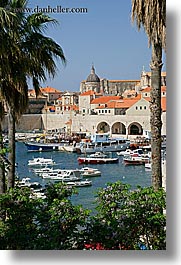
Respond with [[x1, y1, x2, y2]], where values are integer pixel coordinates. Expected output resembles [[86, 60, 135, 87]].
[[28, 157, 55, 167], [117, 148, 143, 156], [66, 179, 92, 187], [41, 169, 81, 182], [79, 167, 101, 177], [77, 152, 119, 165], [16, 177, 42, 189], [123, 154, 149, 165]]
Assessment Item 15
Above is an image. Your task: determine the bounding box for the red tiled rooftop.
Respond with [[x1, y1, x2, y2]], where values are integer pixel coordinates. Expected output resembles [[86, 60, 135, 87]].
[[141, 86, 166, 93], [96, 98, 140, 109], [144, 97, 166, 111], [30, 86, 61, 95], [109, 80, 139, 83], [40, 86, 61, 93], [80, 90, 97, 96], [91, 96, 121, 104]]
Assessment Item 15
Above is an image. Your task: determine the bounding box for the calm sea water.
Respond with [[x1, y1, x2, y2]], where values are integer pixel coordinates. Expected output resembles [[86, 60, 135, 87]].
[[16, 142, 151, 212]]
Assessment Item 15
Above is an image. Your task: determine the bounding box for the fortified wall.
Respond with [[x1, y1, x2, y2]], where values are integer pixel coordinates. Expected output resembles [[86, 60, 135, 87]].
[[2, 112, 166, 136]]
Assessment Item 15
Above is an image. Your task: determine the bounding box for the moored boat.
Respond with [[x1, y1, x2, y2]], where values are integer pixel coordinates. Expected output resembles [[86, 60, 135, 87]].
[[16, 177, 42, 189], [80, 167, 101, 177], [28, 157, 55, 167], [76, 133, 130, 154], [25, 141, 64, 152], [117, 148, 143, 156], [41, 169, 81, 181], [66, 179, 92, 187], [123, 154, 149, 165], [77, 152, 119, 165]]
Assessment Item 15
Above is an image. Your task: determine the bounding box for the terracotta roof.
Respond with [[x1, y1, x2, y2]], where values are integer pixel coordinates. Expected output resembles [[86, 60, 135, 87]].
[[109, 80, 139, 83], [80, 90, 96, 96], [161, 97, 166, 111], [141, 86, 166, 93], [91, 96, 121, 104], [144, 97, 166, 111], [40, 86, 61, 93], [96, 98, 140, 109], [29, 86, 61, 95]]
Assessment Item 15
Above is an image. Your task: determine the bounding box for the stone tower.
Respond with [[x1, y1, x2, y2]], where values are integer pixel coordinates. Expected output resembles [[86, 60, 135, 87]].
[[85, 65, 100, 93]]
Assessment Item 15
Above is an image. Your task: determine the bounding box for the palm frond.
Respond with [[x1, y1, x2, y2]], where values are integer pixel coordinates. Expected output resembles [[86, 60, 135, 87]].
[[131, 0, 166, 50]]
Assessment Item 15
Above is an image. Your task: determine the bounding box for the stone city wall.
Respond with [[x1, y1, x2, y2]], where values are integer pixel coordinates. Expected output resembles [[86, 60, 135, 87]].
[[1, 112, 166, 136]]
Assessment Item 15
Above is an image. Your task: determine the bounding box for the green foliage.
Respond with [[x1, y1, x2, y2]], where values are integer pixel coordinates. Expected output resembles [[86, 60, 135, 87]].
[[84, 182, 166, 250], [0, 187, 40, 249], [0, 182, 90, 250], [0, 181, 166, 250]]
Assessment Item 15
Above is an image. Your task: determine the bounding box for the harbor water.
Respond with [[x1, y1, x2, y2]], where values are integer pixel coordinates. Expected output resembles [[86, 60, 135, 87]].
[[16, 142, 151, 212]]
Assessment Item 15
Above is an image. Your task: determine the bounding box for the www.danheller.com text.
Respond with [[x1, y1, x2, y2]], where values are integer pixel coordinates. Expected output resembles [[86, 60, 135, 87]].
[[8, 5, 88, 14]]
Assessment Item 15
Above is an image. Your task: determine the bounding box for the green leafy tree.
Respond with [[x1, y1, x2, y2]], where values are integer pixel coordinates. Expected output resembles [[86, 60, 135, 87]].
[[85, 181, 166, 250], [0, 183, 90, 250], [35, 183, 90, 250], [131, 0, 166, 190], [0, 0, 66, 192], [0, 187, 41, 249]]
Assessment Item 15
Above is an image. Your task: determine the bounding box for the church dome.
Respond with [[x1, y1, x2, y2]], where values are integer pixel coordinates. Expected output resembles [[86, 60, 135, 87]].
[[86, 65, 100, 83]]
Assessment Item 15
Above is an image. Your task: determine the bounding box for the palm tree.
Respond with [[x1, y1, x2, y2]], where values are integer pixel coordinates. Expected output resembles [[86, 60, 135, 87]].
[[131, 0, 166, 191], [0, 102, 6, 193], [0, 0, 66, 191]]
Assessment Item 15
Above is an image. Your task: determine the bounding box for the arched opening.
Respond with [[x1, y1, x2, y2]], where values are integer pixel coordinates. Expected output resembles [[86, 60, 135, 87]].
[[112, 122, 126, 135], [97, 122, 110, 133], [128, 122, 143, 135]]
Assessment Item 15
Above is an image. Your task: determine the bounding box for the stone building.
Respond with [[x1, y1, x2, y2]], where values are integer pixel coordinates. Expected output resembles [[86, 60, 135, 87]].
[[80, 65, 167, 96], [80, 65, 101, 94], [140, 69, 166, 88], [80, 65, 140, 95]]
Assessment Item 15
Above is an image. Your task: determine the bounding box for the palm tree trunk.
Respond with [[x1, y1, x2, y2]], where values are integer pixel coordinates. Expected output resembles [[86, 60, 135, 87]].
[[7, 107, 16, 190], [0, 120, 6, 194], [150, 43, 163, 191]]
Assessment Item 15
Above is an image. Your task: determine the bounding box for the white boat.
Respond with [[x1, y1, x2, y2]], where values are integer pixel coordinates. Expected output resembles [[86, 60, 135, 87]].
[[33, 167, 61, 176], [28, 157, 55, 167], [61, 144, 77, 153], [16, 177, 42, 189], [76, 133, 130, 154], [145, 162, 152, 169], [78, 152, 119, 164], [80, 167, 101, 177], [89, 152, 107, 158], [123, 154, 149, 165], [117, 148, 143, 156], [42, 169, 81, 181], [66, 179, 92, 187]]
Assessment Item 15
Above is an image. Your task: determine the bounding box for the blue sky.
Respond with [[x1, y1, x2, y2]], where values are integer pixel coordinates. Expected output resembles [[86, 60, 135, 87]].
[[28, 0, 166, 91]]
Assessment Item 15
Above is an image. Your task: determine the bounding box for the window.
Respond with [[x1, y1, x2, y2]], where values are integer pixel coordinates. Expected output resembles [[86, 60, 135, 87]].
[[145, 93, 147, 96], [136, 106, 138, 110], [108, 110, 111, 113], [105, 110, 107, 113], [140, 106, 142, 110], [144, 106, 147, 110]]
